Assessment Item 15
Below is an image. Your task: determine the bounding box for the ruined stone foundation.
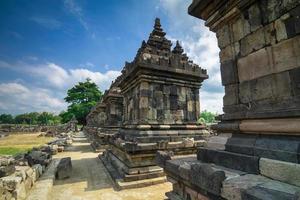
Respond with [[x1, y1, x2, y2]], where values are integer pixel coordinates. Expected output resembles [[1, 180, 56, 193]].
[[158, 0, 300, 199], [101, 18, 209, 189]]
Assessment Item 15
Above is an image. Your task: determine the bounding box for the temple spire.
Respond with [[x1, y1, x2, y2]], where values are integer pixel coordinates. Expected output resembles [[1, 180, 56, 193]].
[[172, 40, 184, 54], [147, 17, 171, 51]]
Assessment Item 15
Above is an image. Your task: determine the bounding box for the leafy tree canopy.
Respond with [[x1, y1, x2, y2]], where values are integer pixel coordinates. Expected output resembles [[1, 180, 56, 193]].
[[63, 78, 102, 125], [0, 114, 14, 124], [0, 112, 61, 125], [198, 110, 218, 124]]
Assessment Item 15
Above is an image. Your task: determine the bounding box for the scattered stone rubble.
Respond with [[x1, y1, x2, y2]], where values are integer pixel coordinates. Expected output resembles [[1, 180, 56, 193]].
[[158, 0, 300, 199], [55, 157, 72, 180], [0, 154, 49, 200], [0, 117, 77, 136], [0, 131, 74, 199]]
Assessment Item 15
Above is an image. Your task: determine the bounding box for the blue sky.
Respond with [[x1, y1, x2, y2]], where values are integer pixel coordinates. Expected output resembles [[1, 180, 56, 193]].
[[0, 0, 224, 115]]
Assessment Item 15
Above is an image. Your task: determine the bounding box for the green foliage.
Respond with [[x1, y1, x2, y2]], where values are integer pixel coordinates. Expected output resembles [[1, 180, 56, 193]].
[[0, 114, 14, 124], [198, 110, 217, 124], [63, 78, 102, 125], [0, 112, 62, 125]]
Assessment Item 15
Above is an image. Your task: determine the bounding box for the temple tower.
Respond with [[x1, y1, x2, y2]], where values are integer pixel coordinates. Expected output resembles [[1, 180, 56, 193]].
[[101, 18, 208, 189]]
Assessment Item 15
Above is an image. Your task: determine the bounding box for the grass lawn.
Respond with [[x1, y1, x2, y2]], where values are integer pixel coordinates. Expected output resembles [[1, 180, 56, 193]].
[[0, 133, 53, 156]]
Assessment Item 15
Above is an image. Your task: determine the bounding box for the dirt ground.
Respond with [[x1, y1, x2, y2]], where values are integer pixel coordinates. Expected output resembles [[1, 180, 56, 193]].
[[50, 133, 172, 200]]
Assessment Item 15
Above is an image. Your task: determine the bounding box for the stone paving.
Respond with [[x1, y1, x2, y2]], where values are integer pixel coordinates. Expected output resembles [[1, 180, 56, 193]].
[[49, 132, 171, 200]]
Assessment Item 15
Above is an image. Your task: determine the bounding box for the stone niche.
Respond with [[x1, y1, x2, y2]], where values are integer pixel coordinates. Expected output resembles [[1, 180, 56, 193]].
[[101, 18, 209, 189], [84, 84, 123, 151], [159, 1, 300, 200]]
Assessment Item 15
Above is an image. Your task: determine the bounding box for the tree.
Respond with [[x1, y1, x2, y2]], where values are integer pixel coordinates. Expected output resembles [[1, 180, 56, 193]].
[[0, 114, 14, 124], [198, 110, 217, 124], [63, 78, 102, 124]]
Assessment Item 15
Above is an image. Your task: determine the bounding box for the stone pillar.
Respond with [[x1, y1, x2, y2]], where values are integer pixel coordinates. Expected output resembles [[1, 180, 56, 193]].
[[101, 18, 209, 189], [159, 1, 300, 200]]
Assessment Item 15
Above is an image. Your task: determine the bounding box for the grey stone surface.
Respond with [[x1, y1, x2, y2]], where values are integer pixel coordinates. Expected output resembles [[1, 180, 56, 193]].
[[197, 148, 259, 174], [190, 163, 225, 195], [260, 158, 300, 187], [55, 157, 72, 180]]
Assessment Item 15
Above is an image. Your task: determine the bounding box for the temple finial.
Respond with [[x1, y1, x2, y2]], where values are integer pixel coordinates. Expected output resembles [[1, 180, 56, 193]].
[[172, 40, 184, 54]]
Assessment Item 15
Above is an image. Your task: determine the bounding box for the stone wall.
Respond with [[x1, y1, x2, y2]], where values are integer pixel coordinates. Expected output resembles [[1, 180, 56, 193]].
[[198, 0, 300, 123], [0, 119, 77, 135], [159, 1, 300, 200]]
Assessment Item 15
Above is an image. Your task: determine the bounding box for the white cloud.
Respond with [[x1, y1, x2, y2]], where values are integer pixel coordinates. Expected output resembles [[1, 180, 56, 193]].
[[0, 60, 121, 114], [30, 16, 62, 30], [200, 91, 224, 114], [159, 0, 223, 113], [64, 0, 88, 31], [29, 63, 120, 91], [0, 82, 66, 114]]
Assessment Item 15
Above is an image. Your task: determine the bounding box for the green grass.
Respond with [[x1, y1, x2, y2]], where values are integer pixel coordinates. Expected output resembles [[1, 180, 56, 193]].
[[0, 133, 53, 156], [0, 147, 30, 156]]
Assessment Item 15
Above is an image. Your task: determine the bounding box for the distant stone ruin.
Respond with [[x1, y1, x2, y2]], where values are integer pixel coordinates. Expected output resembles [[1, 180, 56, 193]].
[[85, 18, 209, 189], [158, 0, 300, 200], [84, 84, 123, 151], [0, 118, 78, 137]]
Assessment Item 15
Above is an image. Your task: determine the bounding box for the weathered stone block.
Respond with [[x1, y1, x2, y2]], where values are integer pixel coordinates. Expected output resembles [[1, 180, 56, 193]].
[[260, 158, 300, 187], [275, 14, 289, 42], [237, 47, 273, 82], [223, 84, 238, 106], [240, 28, 266, 57], [216, 24, 231, 49], [272, 72, 292, 98], [241, 185, 299, 200], [252, 75, 273, 101], [220, 60, 238, 85], [239, 81, 251, 104], [55, 157, 72, 179], [225, 134, 257, 156], [190, 163, 226, 195], [197, 148, 259, 174], [232, 16, 250, 42], [272, 35, 300, 73], [290, 67, 300, 96], [284, 5, 300, 38], [155, 151, 173, 168], [248, 3, 262, 32], [260, 0, 281, 24], [220, 44, 234, 63], [254, 135, 300, 163]]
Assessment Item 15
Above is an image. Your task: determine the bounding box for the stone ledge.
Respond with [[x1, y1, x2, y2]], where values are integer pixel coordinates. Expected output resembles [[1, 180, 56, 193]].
[[197, 148, 260, 174], [260, 158, 300, 187], [222, 174, 300, 200]]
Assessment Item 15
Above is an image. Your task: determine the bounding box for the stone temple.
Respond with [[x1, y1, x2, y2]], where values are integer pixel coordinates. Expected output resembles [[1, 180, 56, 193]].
[[86, 18, 209, 189], [157, 0, 300, 200], [84, 83, 123, 151]]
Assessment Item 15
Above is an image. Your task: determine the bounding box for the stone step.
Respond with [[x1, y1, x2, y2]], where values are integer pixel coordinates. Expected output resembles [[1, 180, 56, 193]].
[[116, 176, 166, 190], [259, 157, 300, 187], [224, 134, 300, 164], [222, 174, 300, 200], [205, 133, 232, 150], [197, 147, 260, 174], [123, 170, 165, 182]]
